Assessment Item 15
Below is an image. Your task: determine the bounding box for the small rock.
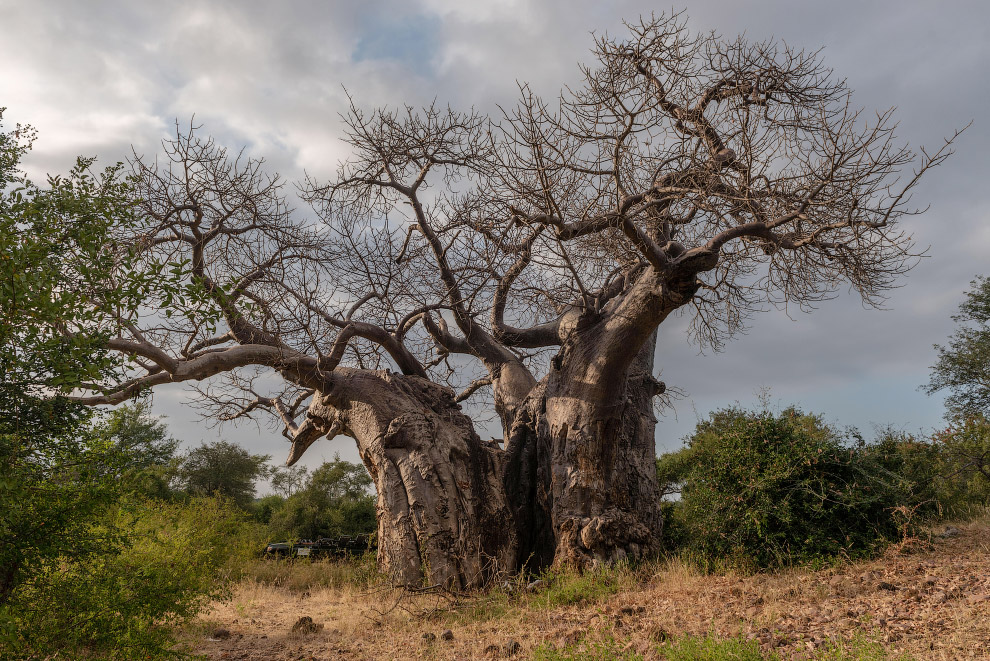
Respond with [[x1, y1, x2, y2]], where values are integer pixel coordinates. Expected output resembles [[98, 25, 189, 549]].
[[422, 632, 437, 642], [940, 526, 961, 538], [441, 629, 454, 641], [526, 579, 545, 592], [502, 640, 522, 656], [620, 606, 635, 615], [290, 616, 323, 635], [211, 627, 231, 640]]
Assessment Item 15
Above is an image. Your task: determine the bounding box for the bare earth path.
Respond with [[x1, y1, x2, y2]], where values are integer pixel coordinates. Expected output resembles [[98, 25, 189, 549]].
[[182, 520, 990, 660]]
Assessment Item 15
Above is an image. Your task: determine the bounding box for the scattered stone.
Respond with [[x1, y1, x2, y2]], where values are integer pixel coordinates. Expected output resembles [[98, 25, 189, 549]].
[[422, 632, 437, 642], [441, 629, 454, 641], [502, 639, 522, 656], [290, 616, 323, 635], [210, 627, 231, 640]]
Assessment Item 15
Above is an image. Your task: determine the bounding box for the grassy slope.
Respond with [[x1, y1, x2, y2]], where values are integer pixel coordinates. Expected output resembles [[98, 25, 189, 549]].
[[181, 515, 990, 660]]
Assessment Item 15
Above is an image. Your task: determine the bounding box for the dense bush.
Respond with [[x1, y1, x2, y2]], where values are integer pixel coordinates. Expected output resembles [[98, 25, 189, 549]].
[[657, 406, 937, 568], [1, 496, 255, 658], [931, 414, 990, 513], [0, 401, 261, 658]]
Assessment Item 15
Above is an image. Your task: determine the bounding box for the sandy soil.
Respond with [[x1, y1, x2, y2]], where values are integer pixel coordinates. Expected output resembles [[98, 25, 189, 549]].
[[180, 520, 990, 660]]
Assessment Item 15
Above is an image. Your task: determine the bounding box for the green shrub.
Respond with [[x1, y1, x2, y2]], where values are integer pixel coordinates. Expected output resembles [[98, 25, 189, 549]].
[[657, 406, 929, 568], [854, 427, 941, 519], [0, 496, 251, 659]]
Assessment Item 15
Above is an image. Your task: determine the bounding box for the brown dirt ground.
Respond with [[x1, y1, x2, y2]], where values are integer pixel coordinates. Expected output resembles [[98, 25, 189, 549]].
[[180, 520, 990, 660]]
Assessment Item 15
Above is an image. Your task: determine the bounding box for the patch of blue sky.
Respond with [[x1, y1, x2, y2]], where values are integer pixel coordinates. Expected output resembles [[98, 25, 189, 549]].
[[351, 12, 440, 66]]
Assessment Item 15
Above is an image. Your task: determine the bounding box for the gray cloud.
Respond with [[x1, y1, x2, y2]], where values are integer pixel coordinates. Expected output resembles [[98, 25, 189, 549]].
[[3, 1, 987, 474]]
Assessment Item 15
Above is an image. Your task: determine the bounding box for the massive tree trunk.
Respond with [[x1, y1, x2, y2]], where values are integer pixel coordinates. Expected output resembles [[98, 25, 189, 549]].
[[505, 330, 664, 571], [309, 369, 518, 589]]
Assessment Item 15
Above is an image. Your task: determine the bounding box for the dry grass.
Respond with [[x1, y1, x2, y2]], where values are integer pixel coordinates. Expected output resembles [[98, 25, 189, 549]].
[[179, 513, 990, 660]]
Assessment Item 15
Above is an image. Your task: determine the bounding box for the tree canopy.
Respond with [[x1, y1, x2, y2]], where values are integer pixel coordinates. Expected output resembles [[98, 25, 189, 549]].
[[173, 441, 270, 507]]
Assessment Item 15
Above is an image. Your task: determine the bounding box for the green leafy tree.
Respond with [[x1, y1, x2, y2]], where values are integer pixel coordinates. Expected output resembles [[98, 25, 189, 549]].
[[92, 401, 180, 498], [95, 402, 179, 468], [268, 455, 376, 541], [0, 107, 137, 607], [0, 111, 235, 659], [174, 440, 270, 508], [268, 463, 308, 498], [925, 276, 990, 416]]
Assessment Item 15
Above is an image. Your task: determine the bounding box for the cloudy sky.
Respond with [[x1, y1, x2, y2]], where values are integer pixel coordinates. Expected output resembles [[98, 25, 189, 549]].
[[3, 1, 988, 476]]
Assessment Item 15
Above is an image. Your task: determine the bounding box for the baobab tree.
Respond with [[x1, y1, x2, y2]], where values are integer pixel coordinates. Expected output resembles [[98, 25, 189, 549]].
[[71, 14, 956, 588]]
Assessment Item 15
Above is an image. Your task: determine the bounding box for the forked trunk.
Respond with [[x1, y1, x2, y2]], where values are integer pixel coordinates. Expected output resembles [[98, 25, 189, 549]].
[[314, 328, 665, 584]]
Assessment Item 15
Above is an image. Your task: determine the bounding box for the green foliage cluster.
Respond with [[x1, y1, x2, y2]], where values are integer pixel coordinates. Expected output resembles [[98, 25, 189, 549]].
[[930, 413, 990, 513], [925, 276, 990, 417], [0, 406, 124, 605], [2, 496, 252, 658], [174, 440, 271, 508], [263, 454, 376, 541], [0, 398, 280, 658], [657, 407, 938, 569]]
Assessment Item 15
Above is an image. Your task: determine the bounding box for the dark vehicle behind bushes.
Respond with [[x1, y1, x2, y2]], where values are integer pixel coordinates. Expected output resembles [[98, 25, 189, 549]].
[[264, 534, 374, 559]]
